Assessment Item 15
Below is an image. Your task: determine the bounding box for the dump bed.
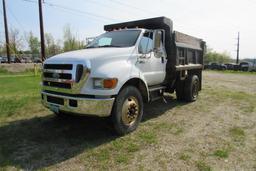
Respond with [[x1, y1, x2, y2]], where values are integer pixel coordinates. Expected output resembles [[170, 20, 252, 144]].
[[173, 31, 205, 71]]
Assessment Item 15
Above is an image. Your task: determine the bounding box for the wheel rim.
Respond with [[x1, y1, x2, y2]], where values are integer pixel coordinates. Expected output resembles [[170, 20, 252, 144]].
[[121, 96, 139, 126], [192, 80, 199, 99]]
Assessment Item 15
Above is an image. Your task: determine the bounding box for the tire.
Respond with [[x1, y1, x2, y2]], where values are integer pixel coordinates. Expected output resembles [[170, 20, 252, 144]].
[[54, 111, 66, 117], [176, 80, 185, 101], [184, 75, 200, 102], [111, 86, 144, 135]]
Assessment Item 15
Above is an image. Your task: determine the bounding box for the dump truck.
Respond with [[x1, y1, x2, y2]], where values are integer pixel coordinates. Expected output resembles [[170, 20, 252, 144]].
[[41, 17, 206, 135]]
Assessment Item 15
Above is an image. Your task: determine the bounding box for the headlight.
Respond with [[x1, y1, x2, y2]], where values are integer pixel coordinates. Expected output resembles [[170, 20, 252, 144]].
[[93, 78, 118, 89]]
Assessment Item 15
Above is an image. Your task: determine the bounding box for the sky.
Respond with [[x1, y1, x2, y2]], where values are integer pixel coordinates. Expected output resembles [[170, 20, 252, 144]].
[[0, 0, 256, 59]]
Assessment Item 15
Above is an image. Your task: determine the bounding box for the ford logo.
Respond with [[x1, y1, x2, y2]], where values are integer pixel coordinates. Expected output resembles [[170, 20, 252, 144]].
[[52, 73, 60, 79]]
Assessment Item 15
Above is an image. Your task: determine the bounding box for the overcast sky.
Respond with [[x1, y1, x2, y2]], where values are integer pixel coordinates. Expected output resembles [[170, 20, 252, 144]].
[[0, 0, 256, 59]]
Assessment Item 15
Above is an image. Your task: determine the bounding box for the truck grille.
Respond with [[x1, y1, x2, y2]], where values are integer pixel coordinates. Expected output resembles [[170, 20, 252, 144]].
[[44, 64, 73, 70], [42, 63, 90, 93], [43, 81, 72, 89], [43, 72, 72, 80]]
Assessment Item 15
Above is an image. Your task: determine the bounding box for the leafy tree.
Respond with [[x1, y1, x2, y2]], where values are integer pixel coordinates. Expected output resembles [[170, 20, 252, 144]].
[[25, 31, 40, 58], [9, 28, 24, 56], [45, 33, 62, 57], [0, 42, 5, 56], [205, 49, 232, 64], [63, 25, 85, 52]]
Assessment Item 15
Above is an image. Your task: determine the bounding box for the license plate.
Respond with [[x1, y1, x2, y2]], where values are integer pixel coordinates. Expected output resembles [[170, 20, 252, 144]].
[[49, 104, 59, 113]]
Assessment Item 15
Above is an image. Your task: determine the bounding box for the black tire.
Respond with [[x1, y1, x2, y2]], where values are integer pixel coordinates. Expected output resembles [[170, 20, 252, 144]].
[[54, 111, 66, 117], [176, 80, 185, 101], [184, 75, 200, 102], [111, 86, 144, 135]]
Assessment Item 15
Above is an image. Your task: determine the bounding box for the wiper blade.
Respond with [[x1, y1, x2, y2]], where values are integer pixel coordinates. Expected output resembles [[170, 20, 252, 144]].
[[98, 45, 122, 48], [86, 46, 97, 49]]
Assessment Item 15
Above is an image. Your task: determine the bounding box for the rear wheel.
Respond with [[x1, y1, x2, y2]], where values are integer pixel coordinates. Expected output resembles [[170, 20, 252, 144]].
[[111, 86, 143, 135], [184, 75, 199, 102]]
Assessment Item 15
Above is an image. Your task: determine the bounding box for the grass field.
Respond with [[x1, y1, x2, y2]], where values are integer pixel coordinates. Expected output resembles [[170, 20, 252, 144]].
[[0, 70, 255, 170]]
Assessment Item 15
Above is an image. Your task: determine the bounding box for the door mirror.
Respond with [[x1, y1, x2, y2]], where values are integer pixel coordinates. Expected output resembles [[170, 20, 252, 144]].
[[154, 30, 162, 51]]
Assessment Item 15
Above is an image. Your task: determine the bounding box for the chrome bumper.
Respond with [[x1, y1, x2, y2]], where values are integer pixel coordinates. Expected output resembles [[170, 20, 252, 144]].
[[41, 91, 115, 117]]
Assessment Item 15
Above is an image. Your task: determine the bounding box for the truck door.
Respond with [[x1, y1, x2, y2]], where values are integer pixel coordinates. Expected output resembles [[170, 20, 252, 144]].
[[137, 30, 166, 86]]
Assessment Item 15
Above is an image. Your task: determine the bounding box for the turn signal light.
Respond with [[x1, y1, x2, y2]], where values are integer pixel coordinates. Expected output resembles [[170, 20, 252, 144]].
[[103, 78, 118, 89], [93, 78, 118, 89]]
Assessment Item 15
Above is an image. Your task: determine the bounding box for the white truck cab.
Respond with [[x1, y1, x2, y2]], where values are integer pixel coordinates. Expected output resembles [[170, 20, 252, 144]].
[[41, 17, 206, 135]]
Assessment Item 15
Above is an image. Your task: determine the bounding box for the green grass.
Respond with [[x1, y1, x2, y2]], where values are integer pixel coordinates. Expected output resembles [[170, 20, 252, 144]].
[[138, 131, 157, 144], [179, 153, 191, 161], [196, 161, 212, 171], [230, 127, 245, 142], [0, 97, 29, 117], [0, 75, 41, 96], [153, 122, 184, 135], [115, 153, 129, 164], [213, 149, 229, 158], [0, 75, 41, 119], [0, 67, 9, 74]]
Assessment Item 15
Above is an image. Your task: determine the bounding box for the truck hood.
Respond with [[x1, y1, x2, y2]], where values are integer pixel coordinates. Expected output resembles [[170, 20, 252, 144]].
[[45, 47, 135, 64]]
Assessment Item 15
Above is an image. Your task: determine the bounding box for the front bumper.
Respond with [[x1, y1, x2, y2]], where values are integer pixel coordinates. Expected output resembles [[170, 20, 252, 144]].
[[41, 91, 115, 117]]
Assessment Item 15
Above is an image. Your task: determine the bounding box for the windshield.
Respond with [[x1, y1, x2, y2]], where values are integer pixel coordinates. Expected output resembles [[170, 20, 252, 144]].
[[87, 30, 141, 48]]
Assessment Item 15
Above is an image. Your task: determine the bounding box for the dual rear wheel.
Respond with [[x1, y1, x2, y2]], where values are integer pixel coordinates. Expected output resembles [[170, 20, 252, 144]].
[[176, 75, 200, 102]]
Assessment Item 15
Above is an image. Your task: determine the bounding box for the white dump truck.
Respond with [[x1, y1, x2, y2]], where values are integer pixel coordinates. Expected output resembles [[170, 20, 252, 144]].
[[41, 17, 206, 135]]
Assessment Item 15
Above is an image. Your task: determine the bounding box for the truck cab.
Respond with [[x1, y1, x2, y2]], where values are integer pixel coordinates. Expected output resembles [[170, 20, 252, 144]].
[[41, 17, 205, 135]]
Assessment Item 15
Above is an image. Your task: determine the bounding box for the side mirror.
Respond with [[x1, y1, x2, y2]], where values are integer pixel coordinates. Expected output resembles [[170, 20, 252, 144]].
[[138, 44, 145, 54], [154, 30, 162, 51]]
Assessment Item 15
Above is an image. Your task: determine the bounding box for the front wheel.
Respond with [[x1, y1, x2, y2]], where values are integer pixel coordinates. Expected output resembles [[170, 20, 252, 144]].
[[111, 86, 144, 135]]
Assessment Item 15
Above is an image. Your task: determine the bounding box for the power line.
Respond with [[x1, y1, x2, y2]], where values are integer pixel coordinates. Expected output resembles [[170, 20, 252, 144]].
[[106, 0, 158, 16], [86, 0, 153, 17], [21, 0, 37, 4], [20, 0, 120, 23], [6, 5, 27, 32], [23, 0, 37, 3], [43, 1, 119, 22]]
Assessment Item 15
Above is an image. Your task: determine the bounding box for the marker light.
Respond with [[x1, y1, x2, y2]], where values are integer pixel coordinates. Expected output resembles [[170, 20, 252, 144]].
[[93, 78, 118, 89]]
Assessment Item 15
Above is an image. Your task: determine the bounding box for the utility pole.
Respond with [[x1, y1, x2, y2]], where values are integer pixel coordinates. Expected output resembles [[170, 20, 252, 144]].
[[38, 0, 45, 62], [236, 32, 240, 64], [2, 0, 11, 63]]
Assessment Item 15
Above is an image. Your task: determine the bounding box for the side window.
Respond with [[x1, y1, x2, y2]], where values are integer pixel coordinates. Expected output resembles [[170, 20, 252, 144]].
[[138, 32, 153, 54]]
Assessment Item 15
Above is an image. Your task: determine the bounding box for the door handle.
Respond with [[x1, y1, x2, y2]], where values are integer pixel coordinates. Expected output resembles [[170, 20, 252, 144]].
[[161, 56, 164, 63]]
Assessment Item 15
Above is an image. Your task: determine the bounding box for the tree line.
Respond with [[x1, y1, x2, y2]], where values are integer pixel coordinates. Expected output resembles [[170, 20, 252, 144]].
[[204, 48, 233, 64], [0, 25, 86, 59]]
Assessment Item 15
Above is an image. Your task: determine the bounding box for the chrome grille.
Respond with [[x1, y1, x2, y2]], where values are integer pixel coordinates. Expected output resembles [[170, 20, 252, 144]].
[[42, 63, 90, 93], [44, 64, 73, 70], [43, 72, 72, 80]]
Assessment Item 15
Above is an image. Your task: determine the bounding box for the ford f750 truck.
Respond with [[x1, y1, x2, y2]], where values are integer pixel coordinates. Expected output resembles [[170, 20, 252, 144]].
[[41, 17, 206, 135]]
